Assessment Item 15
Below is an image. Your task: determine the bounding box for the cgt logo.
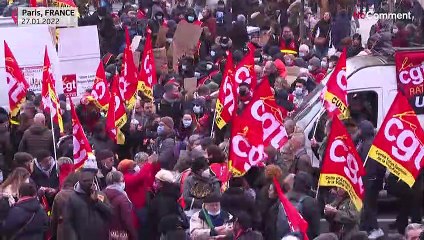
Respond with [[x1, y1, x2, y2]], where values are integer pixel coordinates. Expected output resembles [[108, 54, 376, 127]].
[[62, 74, 77, 97]]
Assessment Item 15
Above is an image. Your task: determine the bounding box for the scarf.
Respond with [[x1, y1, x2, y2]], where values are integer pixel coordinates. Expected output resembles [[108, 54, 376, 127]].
[[106, 183, 132, 204], [34, 159, 56, 177]]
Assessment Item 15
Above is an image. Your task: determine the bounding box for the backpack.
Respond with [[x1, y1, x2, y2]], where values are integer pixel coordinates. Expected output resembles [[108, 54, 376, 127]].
[[275, 195, 309, 238]]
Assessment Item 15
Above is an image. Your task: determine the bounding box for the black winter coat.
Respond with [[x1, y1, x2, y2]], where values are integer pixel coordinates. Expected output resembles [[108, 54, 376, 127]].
[[221, 187, 261, 229], [62, 189, 113, 240], [286, 191, 321, 239], [147, 183, 185, 240], [1, 197, 49, 240]]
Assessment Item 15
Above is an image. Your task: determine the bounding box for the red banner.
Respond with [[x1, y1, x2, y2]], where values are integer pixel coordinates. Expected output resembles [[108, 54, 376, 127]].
[[233, 44, 256, 90], [4, 41, 30, 117], [106, 74, 128, 145], [228, 114, 266, 176], [88, 62, 110, 110], [323, 48, 348, 119], [70, 98, 94, 169], [119, 27, 139, 108], [368, 91, 424, 187], [319, 115, 365, 211], [41, 47, 63, 133], [215, 52, 237, 129], [138, 29, 157, 100], [51, 0, 76, 7], [229, 78, 288, 176], [395, 50, 424, 114]]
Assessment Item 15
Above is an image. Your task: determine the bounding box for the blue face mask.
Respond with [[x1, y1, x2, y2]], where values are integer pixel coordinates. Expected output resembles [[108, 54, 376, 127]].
[[187, 16, 195, 22], [157, 125, 165, 135]]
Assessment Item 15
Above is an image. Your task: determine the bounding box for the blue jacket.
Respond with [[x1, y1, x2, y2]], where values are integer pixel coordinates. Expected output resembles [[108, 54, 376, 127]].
[[1, 197, 49, 240]]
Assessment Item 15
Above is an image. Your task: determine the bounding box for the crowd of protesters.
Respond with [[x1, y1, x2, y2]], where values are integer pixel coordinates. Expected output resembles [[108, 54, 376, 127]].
[[1, 0, 424, 239]]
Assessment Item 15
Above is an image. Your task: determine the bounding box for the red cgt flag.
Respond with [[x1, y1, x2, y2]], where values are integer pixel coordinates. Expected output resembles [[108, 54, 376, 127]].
[[322, 48, 348, 119], [228, 114, 266, 176], [119, 27, 139, 108], [215, 51, 237, 129], [273, 177, 309, 240], [244, 77, 288, 149], [41, 47, 64, 133], [233, 44, 256, 91], [368, 91, 424, 187], [319, 115, 365, 211], [229, 78, 288, 176], [51, 0, 77, 7], [138, 29, 157, 100], [69, 97, 94, 169], [106, 73, 128, 145], [88, 62, 110, 110], [4, 41, 30, 117]]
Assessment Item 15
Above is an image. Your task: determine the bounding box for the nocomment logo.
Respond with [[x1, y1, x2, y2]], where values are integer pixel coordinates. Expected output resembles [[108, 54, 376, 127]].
[[353, 11, 412, 20]]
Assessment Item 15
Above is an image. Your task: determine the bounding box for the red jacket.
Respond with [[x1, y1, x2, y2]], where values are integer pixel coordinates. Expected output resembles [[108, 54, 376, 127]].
[[123, 162, 161, 210], [310, 69, 327, 84]]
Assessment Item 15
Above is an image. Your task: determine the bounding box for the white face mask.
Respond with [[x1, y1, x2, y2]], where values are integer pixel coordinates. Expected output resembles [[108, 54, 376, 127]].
[[207, 209, 221, 216], [182, 65, 187, 70], [299, 52, 305, 57], [201, 169, 211, 178], [118, 182, 126, 190], [24, 178, 30, 184], [210, 51, 216, 57], [393, 28, 398, 34], [66, 104, 71, 111], [193, 105, 202, 113], [308, 65, 313, 71], [183, 119, 192, 127], [166, 38, 173, 43], [206, 64, 213, 70], [294, 87, 303, 95], [321, 61, 328, 68], [194, 71, 200, 77], [134, 165, 141, 173]]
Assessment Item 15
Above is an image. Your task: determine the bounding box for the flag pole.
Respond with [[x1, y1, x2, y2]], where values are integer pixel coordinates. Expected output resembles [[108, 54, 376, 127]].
[[210, 109, 217, 138], [50, 111, 58, 161], [363, 155, 369, 167]]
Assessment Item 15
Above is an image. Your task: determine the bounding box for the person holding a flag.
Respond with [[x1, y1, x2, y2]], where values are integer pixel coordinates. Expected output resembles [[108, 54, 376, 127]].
[[356, 120, 386, 240], [324, 187, 361, 240]]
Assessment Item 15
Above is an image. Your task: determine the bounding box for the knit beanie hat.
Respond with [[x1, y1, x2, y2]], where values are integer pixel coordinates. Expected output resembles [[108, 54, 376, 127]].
[[161, 116, 174, 129], [117, 159, 136, 173]]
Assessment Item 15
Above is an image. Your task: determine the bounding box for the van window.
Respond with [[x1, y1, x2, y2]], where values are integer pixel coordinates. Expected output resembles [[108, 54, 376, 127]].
[[348, 91, 378, 127]]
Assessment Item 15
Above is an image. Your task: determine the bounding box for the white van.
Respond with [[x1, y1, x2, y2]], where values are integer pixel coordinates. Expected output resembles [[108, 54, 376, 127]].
[[294, 54, 424, 143]]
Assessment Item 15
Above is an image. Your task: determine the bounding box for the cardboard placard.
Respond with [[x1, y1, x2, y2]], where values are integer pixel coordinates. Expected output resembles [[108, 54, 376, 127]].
[[155, 26, 169, 48], [131, 36, 142, 52], [286, 66, 301, 85], [153, 47, 168, 74], [184, 77, 197, 93], [133, 51, 141, 69], [172, 21, 202, 71]]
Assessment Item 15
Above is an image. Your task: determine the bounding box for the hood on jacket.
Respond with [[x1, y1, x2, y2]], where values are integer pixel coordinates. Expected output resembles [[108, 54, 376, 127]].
[[358, 120, 375, 140], [29, 124, 49, 135], [15, 197, 41, 213]]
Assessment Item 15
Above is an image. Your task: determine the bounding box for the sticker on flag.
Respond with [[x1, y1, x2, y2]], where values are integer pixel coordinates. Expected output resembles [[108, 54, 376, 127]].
[[62, 74, 77, 97], [18, 7, 78, 27]]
